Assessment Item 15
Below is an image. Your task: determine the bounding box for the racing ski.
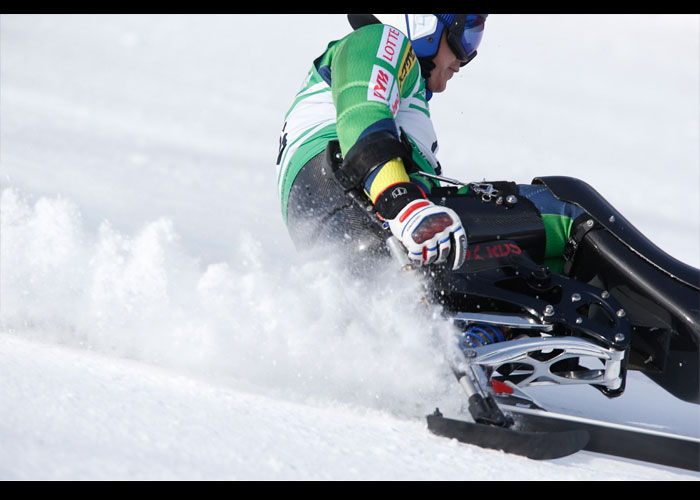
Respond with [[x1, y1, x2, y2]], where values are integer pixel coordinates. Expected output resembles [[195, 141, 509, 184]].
[[426, 408, 589, 460], [426, 407, 700, 471]]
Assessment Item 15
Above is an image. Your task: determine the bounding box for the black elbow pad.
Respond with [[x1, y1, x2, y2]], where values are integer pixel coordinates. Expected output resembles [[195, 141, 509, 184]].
[[332, 130, 411, 191]]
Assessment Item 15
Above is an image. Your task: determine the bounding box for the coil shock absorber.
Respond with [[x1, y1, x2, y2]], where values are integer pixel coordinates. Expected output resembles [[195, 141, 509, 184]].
[[454, 322, 511, 427], [459, 323, 506, 349]]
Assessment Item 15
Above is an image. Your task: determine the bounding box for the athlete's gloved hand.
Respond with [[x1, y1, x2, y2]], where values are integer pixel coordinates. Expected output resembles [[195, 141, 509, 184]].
[[387, 199, 467, 270]]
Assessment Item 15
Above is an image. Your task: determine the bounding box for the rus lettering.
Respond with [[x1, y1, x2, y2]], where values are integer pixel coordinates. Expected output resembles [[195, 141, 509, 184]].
[[466, 244, 483, 261], [485, 243, 522, 259]]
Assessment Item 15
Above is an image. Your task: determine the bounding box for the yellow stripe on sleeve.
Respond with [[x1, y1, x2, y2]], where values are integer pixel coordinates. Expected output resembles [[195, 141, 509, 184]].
[[366, 158, 410, 202]]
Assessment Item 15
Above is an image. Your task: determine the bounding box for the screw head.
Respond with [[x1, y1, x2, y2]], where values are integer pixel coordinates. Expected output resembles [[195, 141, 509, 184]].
[[616, 309, 626, 318], [544, 305, 555, 317], [615, 333, 625, 342], [571, 293, 581, 302]]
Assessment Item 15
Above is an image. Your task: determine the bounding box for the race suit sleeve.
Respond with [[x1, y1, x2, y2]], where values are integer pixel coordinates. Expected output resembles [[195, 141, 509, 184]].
[[329, 23, 426, 219]]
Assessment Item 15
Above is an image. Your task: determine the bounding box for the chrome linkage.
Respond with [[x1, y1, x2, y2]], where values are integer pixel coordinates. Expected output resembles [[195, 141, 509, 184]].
[[453, 334, 626, 424], [453, 312, 553, 332], [469, 182, 501, 202], [414, 172, 510, 204], [463, 336, 626, 392], [414, 171, 468, 187]]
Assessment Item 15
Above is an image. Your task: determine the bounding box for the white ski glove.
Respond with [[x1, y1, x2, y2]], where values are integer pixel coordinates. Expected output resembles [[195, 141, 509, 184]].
[[387, 199, 467, 270]]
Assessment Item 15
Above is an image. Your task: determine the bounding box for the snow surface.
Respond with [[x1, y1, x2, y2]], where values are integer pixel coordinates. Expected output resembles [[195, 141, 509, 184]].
[[1, 14, 699, 480]]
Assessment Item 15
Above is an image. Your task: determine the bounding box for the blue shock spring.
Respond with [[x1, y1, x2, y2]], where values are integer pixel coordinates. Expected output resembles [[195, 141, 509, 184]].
[[459, 323, 506, 349]]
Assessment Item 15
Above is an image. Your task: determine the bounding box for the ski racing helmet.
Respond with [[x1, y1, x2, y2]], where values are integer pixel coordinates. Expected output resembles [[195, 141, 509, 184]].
[[347, 14, 488, 65]]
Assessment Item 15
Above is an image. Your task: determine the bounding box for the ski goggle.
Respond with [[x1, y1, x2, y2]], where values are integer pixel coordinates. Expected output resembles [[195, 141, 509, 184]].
[[444, 14, 487, 66]]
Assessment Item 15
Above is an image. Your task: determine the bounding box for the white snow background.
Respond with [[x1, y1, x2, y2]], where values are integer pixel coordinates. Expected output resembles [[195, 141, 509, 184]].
[[1, 14, 699, 480]]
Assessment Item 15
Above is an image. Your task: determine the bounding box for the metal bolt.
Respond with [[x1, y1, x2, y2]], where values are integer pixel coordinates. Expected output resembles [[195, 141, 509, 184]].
[[615, 333, 626, 342], [544, 305, 555, 317], [571, 293, 581, 302], [585, 219, 594, 228], [575, 317, 583, 324], [609, 215, 616, 223], [601, 291, 610, 299], [506, 195, 518, 205], [616, 309, 626, 318]]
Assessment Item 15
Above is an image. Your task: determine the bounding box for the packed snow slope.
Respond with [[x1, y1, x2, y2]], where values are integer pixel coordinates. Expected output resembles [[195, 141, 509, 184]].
[[1, 14, 698, 480]]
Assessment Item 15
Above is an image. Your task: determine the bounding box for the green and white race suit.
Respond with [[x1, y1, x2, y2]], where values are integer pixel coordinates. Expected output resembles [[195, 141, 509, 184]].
[[275, 21, 583, 271]]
